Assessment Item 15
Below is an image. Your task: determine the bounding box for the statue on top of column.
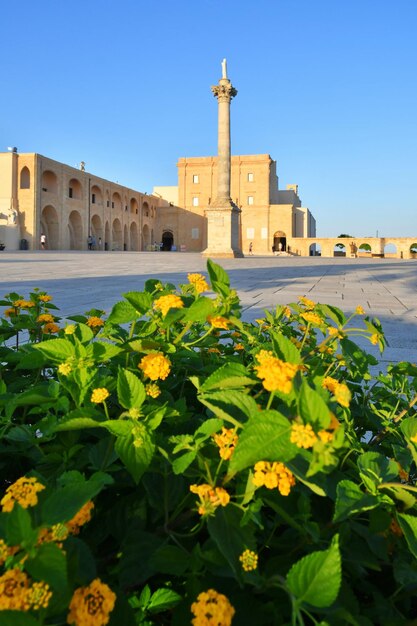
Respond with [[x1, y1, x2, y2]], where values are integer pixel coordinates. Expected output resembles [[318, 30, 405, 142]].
[[221, 58, 228, 79]]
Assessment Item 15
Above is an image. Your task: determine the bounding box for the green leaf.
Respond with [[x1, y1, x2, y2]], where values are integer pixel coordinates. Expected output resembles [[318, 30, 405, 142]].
[[54, 417, 105, 432], [75, 323, 94, 343], [149, 546, 189, 577], [286, 534, 342, 608], [298, 382, 331, 429], [182, 296, 215, 322], [25, 542, 68, 592], [6, 504, 36, 546], [148, 588, 182, 613], [318, 304, 346, 326], [194, 418, 224, 439], [0, 612, 41, 626], [357, 452, 398, 486], [123, 291, 153, 314], [172, 451, 196, 474], [229, 410, 297, 474], [32, 338, 76, 362], [333, 480, 380, 522], [117, 368, 146, 410], [115, 423, 155, 483], [398, 513, 417, 559], [199, 390, 259, 425], [41, 475, 108, 525], [89, 342, 123, 362], [207, 259, 230, 298], [108, 300, 139, 324], [207, 506, 255, 580], [271, 331, 302, 364], [199, 362, 255, 392]]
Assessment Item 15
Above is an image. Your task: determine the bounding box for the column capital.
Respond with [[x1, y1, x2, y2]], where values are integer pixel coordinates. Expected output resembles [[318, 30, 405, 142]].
[[211, 81, 237, 102]]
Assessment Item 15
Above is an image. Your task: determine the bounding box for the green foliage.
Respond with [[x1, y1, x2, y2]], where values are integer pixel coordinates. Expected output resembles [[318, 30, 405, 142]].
[[0, 266, 416, 625]]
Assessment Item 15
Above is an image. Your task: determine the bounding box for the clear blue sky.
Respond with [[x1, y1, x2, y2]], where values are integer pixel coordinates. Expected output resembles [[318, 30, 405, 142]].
[[2, 0, 417, 237]]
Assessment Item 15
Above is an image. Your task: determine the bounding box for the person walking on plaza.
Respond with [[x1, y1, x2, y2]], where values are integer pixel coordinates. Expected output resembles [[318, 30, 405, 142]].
[[87, 235, 93, 250], [249, 242, 253, 255], [40, 233, 46, 250]]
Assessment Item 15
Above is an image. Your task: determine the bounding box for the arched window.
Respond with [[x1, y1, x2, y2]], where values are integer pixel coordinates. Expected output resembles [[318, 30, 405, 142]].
[[20, 167, 30, 189]]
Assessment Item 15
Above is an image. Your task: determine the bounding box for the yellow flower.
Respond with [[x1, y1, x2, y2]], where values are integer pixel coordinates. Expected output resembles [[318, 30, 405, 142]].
[[328, 326, 341, 337], [207, 315, 229, 329], [154, 294, 184, 317], [1, 476, 45, 513], [0, 568, 30, 610], [322, 377, 351, 407], [91, 388, 110, 403], [190, 484, 230, 516], [239, 549, 258, 572], [0, 539, 19, 566], [86, 316, 104, 328], [64, 324, 76, 335], [254, 352, 298, 394], [191, 589, 235, 626], [355, 305, 365, 315], [207, 347, 221, 354], [188, 273, 209, 293], [139, 353, 171, 381], [38, 523, 70, 545], [145, 383, 161, 398], [213, 428, 238, 461], [290, 423, 318, 449], [318, 430, 334, 443], [4, 307, 17, 317], [234, 343, 244, 351], [299, 296, 315, 309], [36, 313, 55, 324], [26, 581, 52, 610], [301, 312, 323, 326], [410, 433, 417, 444], [67, 501, 94, 534], [13, 299, 35, 309], [58, 362, 72, 376], [43, 322, 60, 334], [253, 461, 295, 496], [370, 333, 379, 345], [283, 306, 292, 318], [67, 578, 116, 626], [39, 294, 53, 302]]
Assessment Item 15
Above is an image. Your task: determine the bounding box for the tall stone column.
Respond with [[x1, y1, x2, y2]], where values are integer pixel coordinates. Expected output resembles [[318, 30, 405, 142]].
[[202, 60, 243, 258]]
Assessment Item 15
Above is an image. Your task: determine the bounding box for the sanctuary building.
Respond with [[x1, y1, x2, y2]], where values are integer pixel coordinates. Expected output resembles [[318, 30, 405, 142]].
[[0, 149, 314, 254]]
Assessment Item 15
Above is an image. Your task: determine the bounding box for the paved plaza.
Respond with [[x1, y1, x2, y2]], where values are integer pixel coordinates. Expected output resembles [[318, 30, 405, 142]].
[[1, 251, 417, 367]]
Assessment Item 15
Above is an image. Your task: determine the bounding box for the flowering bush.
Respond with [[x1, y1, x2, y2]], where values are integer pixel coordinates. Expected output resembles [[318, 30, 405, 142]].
[[0, 261, 417, 625]]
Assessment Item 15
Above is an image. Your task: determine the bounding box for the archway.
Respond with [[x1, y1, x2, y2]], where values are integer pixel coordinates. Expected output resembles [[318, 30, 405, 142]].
[[68, 210, 83, 250], [409, 243, 417, 258], [112, 218, 122, 250], [143, 201, 149, 217], [142, 224, 150, 250], [41, 170, 58, 194], [104, 221, 110, 250], [273, 231, 286, 253], [20, 167, 30, 189], [334, 243, 346, 257], [358, 243, 371, 255], [130, 223, 139, 251], [162, 231, 174, 251], [309, 242, 321, 256], [112, 192, 122, 211], [40, 205, 59, 249], [384, 243, 397, 257], [130, 197, 139, 214], [91, 215, 103, 245]]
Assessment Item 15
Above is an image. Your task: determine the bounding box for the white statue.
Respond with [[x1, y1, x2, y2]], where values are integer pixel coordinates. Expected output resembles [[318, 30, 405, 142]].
[[221, 58, 227, 79]]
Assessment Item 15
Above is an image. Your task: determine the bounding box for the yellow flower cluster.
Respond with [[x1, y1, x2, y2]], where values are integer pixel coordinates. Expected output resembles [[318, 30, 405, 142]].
[[253, 461, 295, 496], [254, 350, 298, 393], [0, 539, 19, 566], [298, 296, 315, 309], [39, 294, 53, 302], [38, 501, 94, 545], [13, 299, 35, 309], [290, 423, 318, 449], [65, 324, 76, 335], [239, 549, 258, 572], [188, 273, 209, 293], [322, 377, 351, 407], [301, 312, 323, 326], [4, 308, 16, 317], [67, 578, 116, 626], [154, 294, 184, 316], [191, 589, 235, 626], [146, 383, 161, 398], [1, 476, 45, 513], [355, 305, 365, 315], [58, 362, 72, 376], [139, 353, 171, 381], [67, 501, 94, 534], [190, 484, 230, 516], [370, 333, 379, 345], [207, 315, 229, 329], [36, 313, 55, 323], [91, 388, 110, 404], [86, 316, 104, 328], [43, 322, 60, 334], [213, 428, 238, 461], [38, 523, 69, 545], [234, 343, 244, 351], [0, 569, 52, 611]]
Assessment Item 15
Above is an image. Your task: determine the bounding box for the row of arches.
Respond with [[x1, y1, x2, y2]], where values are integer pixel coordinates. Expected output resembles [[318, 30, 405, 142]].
[[308, 242, 417, 256], [40, 206, 157, 251]]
